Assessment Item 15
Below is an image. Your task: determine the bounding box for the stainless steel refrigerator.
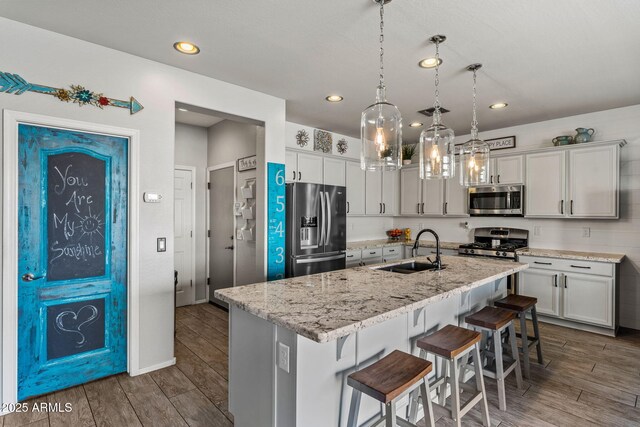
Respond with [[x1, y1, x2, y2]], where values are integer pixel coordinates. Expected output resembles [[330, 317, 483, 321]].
[[285, 183, 346, 277]]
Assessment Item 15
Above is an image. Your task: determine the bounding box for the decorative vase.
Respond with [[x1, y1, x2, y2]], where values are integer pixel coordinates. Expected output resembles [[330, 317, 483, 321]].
[[552, 136, 573, 146], [574, 128, 595, 144], [402, 159, 412, 165]]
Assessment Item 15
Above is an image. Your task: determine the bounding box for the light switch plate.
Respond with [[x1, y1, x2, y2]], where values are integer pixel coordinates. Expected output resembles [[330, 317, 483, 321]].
[[533, 226, 541, 236], [278, 342, 290, 373], [144, 192, 163, 203], [582, 227, 591, 238], [157, 237, 166, 252]]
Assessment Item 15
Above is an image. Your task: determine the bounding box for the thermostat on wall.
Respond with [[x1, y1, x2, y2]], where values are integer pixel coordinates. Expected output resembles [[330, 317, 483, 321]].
[[144, 192, 163, 203]]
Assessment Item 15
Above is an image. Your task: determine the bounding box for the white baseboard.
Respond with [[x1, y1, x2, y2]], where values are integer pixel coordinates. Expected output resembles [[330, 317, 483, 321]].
[[131, 357, 176, 376], [194, 299, 208, 304]]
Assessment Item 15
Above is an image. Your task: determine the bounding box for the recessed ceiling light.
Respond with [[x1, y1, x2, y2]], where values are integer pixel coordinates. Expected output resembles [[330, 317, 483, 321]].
[[418, 57, 443, 69], [490, 102, 508, 109], [325, 95, 343, 102], [409, 122, 423, 128], [178, 108, 188, 112], [173, 41, 200, 55]]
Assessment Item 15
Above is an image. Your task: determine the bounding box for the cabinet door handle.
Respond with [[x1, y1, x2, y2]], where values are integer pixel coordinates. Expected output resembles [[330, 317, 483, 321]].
[[497, 174, 501, 183], [379, 203, 382, 214], [490, 175, 494, 184], [570, 200, 574, 215], [298, 171, 302, 181], [534, 261, 552, 265], [417, 203, 420, 214], [564, 276, 568, 288], [421, 203, 425, 214], [293, 170, 296, 180], [346, 201, 350, 213], [570, 265, 591, 269], [560, 200, 564, 214], [369, 251, 376, 255], [553, 274, 558, 287], [383, 203, 386, 214], [347, 255, 354, 258], [444, 202, 448, 215]]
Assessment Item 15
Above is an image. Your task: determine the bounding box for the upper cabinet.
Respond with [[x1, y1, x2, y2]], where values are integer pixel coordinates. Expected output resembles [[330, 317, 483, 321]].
[[286, 151, 323, 184], [526, 143, 619, 219], [399, 165, 468, 217], [365, 170, 397, 216], [492, 155, 524, 185], [323, 157, 346, 187], [346, 161, 365, 215]]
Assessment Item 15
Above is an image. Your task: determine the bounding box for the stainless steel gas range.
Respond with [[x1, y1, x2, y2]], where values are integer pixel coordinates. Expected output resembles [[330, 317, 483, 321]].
[[458, 227, 528, 260]]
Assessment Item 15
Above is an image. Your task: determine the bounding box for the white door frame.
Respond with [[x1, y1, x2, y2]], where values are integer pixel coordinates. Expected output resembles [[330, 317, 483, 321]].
[[206, 162, 237, 302], [174, 165, 197, 306], [1, 110, 141, 407]]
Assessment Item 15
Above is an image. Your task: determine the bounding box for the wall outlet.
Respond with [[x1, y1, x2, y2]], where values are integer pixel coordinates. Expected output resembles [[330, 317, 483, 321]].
[[418, 223, 423, 230], [278, 342, 290, 373], [582, 227, 591, 238], [533, 226, 541, 236]]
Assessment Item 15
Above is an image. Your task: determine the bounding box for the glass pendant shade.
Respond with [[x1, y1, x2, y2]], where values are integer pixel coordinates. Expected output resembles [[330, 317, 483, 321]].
[[460, 137, 490, 186], [361, 86, 402, 171], [419, 112, 455, 179]]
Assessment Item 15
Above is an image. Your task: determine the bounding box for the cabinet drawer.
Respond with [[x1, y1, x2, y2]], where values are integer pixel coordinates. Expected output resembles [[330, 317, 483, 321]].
[[362, 248, 383, 259], [382, 246, 402, 256], [518, 255, 613, 277]]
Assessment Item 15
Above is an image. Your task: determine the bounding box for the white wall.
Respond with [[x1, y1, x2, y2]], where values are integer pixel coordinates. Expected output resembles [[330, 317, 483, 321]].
[[393, 104, 640, 329], [0, 16, 285, 397], [175, 123, 208, 300], [208, 120, 261, 286]]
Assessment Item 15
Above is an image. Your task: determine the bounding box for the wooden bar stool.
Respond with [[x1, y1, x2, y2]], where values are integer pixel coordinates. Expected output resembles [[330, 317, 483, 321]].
[[409, 324, 490, 427], [494, 294, 544, 379], [347, 350, 435, 427], [465, 306, 523, 411]]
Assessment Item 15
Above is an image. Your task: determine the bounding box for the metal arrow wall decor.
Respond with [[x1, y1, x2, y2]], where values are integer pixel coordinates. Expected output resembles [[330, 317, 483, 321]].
[[0, 71, 143, 114]]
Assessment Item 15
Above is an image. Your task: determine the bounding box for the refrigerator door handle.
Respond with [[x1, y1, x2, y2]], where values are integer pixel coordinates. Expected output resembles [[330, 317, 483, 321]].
[[295, 254, 345, 264], [325, 191, 332, 246], [319, 191, 326, 248]]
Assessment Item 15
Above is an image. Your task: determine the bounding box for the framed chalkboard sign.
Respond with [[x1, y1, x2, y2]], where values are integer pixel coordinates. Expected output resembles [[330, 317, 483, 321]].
[[47, 151, 108, 281]]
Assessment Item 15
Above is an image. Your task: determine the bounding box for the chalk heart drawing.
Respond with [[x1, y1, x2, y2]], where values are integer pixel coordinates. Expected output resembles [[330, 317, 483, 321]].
[[55, 305, 99, 347]]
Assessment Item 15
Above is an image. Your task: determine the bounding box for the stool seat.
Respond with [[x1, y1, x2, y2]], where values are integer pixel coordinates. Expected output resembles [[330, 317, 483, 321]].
[[466, 306, 515, 330], [417, 324, 481, 359], [494, 294, 537, 312], [347, 350, 433, 403]]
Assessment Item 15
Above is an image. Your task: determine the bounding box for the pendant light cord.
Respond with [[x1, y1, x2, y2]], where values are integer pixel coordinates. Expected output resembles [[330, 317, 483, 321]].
[[433, 39, 441, 115], [471, 68, 479, 139], [379, 1, 385, 89]]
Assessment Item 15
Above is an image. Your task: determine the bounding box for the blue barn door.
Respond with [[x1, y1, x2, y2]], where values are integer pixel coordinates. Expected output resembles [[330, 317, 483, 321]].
[[17, 123, 128, 400]]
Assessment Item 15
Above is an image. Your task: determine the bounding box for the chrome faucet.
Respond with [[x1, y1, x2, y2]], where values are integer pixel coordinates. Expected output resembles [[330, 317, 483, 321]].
[[412, 229, 442, 270]]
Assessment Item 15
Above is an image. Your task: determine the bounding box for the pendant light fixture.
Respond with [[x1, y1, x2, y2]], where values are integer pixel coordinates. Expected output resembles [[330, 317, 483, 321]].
[[460, 64, 491, 187], [360, 0, 402, 171], [420, 35, 455, 180]]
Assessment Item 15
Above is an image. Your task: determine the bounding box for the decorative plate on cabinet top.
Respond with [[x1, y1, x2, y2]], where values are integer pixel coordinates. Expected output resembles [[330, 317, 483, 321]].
[[296, 129, 309, 147], [337, 138, 348, 155]]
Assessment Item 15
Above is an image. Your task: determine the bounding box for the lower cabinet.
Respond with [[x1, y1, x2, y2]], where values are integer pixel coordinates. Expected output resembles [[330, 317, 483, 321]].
[[361, 248, 383, 266], [382, 246, 402, 262], [346, 250, 362, 268], [517, 255, 616, 330]]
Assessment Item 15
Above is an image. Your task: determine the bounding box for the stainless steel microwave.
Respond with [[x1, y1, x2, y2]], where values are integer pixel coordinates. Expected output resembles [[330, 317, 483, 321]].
[[469, 185, 524, 216]]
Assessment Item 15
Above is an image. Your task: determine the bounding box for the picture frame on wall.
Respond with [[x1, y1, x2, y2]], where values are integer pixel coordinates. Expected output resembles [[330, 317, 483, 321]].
[[484, 135, 516, 151]]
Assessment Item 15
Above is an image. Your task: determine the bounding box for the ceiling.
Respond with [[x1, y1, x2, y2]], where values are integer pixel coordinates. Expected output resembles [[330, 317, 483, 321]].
[[175, 108, 223, 128], [2, 1, 639, 142]]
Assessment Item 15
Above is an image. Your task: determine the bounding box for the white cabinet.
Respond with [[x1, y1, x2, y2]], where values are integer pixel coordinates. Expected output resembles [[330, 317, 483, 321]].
[[346, 162, 365, 215], [382, 246, 402, 262], [518, 268, 560, 317], [399, 166, 467, 217], [286, 151, 323, 184], [526, 151, 566, 217], [526, 144, 619, 219], [517, 255, 616, 331], [489, 155, 524, 185], [323, 158, 346, 187], [361, 248, 383, 266], [365, 170, 396, 216], [399, 167, 421, 215], [346, 250, 363, 268], [568, 145, 618, 218]]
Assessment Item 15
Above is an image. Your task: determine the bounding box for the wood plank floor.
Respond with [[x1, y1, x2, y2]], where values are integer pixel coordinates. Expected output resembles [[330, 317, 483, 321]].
[[4, 303, 640, 426]]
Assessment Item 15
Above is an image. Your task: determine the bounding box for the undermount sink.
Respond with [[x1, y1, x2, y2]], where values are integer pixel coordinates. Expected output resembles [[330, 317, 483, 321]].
[[374, 261, 446, 274]]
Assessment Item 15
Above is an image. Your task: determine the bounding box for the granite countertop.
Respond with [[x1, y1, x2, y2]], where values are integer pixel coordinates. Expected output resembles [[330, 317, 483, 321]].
[[347, 239, 466, 251], [215, 256, 527, 343], [517, 248, 625, 264]]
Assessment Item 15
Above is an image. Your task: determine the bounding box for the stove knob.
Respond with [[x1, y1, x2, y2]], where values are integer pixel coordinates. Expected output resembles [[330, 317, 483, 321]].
[[469, 249, 475, 254], [495, 251, 501, 256], [502, 252, 507, 256]]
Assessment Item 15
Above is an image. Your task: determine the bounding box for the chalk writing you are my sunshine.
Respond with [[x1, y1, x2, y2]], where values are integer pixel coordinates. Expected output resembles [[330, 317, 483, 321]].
[[49, 162, 105, 265]]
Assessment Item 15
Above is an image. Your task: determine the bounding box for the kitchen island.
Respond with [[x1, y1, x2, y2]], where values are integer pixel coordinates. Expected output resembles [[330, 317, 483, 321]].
[[215, 256, 528, 427]]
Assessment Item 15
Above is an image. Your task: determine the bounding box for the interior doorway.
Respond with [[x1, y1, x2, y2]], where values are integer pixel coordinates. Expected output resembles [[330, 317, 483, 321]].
[[174, 166, 196, 307], [208, 165, 236, 308]]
